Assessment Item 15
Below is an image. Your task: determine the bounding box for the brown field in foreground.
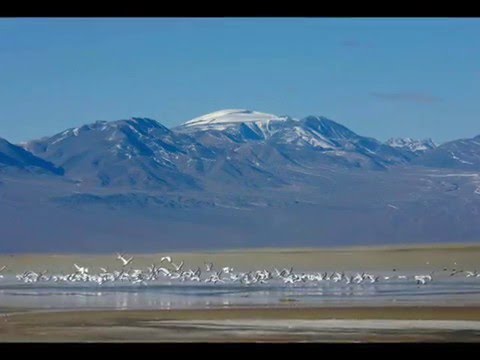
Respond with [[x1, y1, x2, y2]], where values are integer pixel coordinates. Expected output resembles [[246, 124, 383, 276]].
[[2, 307, 480, 342], [1, 243, 479, 274]]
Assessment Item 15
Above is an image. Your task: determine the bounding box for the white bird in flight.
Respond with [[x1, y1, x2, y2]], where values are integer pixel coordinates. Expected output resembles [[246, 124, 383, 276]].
[[158, 267, 171, 276], [73, 264, 88, 274], [160, 256, 172, 263], [116, 253, 134, 267], [172, 261, 184, 272]]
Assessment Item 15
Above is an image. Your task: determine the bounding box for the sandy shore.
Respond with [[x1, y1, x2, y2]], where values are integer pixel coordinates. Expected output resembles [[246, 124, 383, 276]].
[[1, 243, 479, 274], [2, 307, 480, 342]]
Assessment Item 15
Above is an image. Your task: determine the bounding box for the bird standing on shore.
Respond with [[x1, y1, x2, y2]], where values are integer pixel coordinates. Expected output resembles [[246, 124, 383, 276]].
[[222, 266, 234, 274], [414, 274, 432, 285]]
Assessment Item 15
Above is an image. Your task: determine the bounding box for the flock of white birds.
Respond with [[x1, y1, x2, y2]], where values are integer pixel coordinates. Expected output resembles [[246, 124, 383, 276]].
[[0, 254, 478, 287]]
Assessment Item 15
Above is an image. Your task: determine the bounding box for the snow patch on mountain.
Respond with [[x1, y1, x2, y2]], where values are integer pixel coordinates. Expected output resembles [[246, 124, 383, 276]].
[[386, 137, 436, 153]]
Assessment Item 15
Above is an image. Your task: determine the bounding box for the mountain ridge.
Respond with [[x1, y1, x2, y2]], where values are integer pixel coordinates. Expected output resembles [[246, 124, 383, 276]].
[[13, 109, 480, 190], [0, 137, 64, 175], [2, 109, 480, 252]]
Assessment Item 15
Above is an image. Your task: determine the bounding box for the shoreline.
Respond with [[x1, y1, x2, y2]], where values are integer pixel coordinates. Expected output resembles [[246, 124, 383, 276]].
[[5, 305, 480, 320], [2, 242, 480, 257]]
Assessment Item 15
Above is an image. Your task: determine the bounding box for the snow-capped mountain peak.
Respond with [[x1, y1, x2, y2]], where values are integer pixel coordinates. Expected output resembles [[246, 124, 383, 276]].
[[177, 109, 296, 143], [183, 109, 291, 128]]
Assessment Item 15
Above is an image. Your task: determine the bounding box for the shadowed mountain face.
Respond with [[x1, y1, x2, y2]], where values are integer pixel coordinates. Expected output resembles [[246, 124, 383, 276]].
[[23, 118, 210, 190], [0, 137, 63, 175], [1, 109, 480, 252]]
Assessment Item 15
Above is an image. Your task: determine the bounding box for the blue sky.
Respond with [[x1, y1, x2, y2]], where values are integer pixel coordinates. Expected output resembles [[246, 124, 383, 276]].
[[1, 18, 479, 144]]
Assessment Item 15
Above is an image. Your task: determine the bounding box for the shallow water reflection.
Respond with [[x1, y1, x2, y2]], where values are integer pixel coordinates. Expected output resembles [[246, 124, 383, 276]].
[[2, 275, 480, 311]]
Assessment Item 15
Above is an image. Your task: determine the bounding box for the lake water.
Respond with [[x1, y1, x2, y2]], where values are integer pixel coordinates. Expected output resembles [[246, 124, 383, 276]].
[[2, 272, 480, 311]]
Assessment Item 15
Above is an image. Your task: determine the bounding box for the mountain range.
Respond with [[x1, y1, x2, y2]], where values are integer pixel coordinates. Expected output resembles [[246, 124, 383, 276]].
[[1, 109, 480, 252]]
